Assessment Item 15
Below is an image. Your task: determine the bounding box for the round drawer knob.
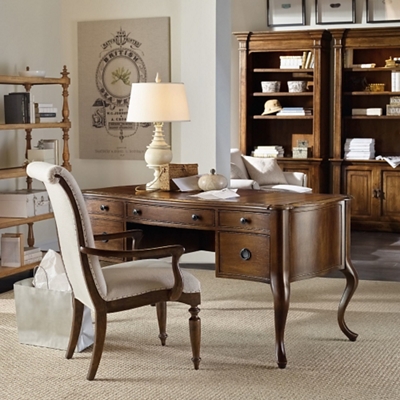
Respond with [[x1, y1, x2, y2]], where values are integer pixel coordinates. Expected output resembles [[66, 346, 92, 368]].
[[100, 204, 109, 211], [240, 248, 251, 261], [101, 232, 109, 243], [192, 214, 200, 221], [240, 217, 248, 224], [133, 209, 142, 216]]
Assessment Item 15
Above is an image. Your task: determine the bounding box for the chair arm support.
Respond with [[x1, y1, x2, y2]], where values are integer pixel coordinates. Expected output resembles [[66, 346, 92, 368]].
[[80, 244, 185, 301], [93, 229, 143, 243]]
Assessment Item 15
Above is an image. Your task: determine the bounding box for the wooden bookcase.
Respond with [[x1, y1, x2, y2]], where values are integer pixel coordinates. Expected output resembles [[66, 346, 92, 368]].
[[331, 28, 400, 231], [234, 30, 332, 193], [0, 66, 71, 277]]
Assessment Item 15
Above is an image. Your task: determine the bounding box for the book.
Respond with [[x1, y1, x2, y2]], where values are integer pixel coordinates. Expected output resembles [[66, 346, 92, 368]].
[[4, 93, 29, 123], [23, 246, 41, 256], [352, 108, 382, 116]]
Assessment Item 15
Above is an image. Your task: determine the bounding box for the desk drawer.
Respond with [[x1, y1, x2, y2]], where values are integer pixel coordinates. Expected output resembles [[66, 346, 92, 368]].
[[127, 203, 215, 228], [85, 197, 124, 217], [218, 211, 269, 233], [91, 218, 125, 251], [217, 232, 270, 281]]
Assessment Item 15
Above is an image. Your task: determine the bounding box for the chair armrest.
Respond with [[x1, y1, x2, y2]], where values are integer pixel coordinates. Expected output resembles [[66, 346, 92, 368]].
[[93, 229, 143, 243], [283, 171, 308, 187], [80, 244, 185, 300], [229, 179, 260, 190]]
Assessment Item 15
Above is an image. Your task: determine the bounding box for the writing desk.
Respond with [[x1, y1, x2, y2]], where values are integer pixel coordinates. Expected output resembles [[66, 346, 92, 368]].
[[83, 187, 358, 368]]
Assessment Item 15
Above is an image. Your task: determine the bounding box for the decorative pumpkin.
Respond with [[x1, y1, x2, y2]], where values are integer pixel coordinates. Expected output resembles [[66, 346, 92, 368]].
[[198, 169, 228, 191]]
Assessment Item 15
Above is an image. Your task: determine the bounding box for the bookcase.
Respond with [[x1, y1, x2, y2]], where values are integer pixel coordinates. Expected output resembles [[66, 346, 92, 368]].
[[234, 30, 331, 193], [331, 28, 400, 232], [0, 66, 71, 278]]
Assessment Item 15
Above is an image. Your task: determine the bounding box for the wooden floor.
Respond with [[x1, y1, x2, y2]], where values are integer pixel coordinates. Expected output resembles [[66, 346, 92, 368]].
[[1, 230, 400, 293]]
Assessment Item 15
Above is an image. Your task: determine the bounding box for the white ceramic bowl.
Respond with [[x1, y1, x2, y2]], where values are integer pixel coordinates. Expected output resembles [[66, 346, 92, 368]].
[[19, 70, 46, 78], [261, 81, 281, 93], [287, 80, 307, 93]]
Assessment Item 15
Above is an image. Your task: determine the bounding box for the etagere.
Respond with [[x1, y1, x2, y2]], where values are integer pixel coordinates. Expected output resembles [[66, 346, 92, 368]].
[[331, 28, 400, 232], [0, 66, 71, 278], [234, 30, 331, 193]]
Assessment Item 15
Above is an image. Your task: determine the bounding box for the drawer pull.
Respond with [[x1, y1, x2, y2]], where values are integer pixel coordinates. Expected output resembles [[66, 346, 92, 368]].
[[240, 248, 251, 261], [101, 232, 109, 243], [133, 209, 142, 216], [100, 204, 109, 212], [192, 214, 200, 221], [240, 217, 249, 224]]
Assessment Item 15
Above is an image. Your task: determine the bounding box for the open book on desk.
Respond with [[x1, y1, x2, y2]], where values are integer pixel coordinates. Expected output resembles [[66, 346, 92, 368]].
[[376, 156, 400, 168]]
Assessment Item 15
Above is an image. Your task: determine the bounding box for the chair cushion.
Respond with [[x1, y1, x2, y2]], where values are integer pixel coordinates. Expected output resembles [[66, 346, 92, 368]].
[[242, 156, 287, 186], [230, 163, 248, 179], [230, 149, 249, 179], [101, 260, 201, 301]]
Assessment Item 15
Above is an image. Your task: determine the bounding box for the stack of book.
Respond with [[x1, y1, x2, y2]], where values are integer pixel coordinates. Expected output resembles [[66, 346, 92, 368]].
[[251, 145, 284, 158], [276, 107, 312, 116], [38, 103, 58, 123], [23, 247, 43, 265], [344, 138, 375, 160]]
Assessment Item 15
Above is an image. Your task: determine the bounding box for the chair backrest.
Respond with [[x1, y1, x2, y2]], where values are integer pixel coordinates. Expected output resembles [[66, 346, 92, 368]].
[[27, 162, 107, 310], [230, 148, 249, 179]]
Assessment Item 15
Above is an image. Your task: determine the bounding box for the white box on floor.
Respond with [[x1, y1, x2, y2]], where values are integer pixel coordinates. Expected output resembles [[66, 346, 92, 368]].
[[0, 190, 52, 218]]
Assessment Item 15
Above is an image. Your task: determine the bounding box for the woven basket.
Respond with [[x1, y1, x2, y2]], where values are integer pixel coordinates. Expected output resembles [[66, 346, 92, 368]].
[[159, 163, 198, 191]]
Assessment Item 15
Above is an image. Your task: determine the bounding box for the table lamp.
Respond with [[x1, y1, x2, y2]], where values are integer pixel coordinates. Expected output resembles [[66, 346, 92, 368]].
[[126, 74, 190, 190]]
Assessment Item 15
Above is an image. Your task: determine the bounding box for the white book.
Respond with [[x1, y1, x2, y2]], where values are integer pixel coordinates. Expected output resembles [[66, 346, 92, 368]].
[[352, 108, 382, 116]]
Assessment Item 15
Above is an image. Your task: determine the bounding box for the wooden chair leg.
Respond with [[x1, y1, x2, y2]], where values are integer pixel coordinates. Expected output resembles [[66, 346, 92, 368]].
[[156, 302, 168, 346], [189, 306, 201, 370], [87, 311, 107, 381], [66, 298, 84, 359]]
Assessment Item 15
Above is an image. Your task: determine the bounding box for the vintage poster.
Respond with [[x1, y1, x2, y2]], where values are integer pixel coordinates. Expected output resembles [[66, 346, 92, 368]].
[[78, 18, 170, 160]]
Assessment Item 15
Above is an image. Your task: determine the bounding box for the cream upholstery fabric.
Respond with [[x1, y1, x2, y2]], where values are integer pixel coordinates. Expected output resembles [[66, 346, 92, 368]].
[[26, 162, 200, 311], [242, 156, 287, 186]]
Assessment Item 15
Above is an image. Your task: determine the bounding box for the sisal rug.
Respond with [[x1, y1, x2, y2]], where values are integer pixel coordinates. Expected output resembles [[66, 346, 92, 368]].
[[1, 269, 399, 400]]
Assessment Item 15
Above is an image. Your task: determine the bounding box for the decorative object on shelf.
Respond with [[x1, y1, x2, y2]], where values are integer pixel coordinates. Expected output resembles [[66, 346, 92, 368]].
[[159, 163, 198, 191], [365, 83, 385, 92], [198, 169, 228, 192], [1, 233, 24, 268], [18, 69, 46, 78], [127, 73, 190, 191], [367, 0, 400, 23], [279, 55, 303, 69], [0, 190, 52, 218], [391, 71, 400, 91], [261, 81, 281, 92], [385, 56, 397, 68], [261, 99, 282, 115], [287, 80, 307, 92], [386, 104, 400, 115], [315, 0, 355, 25], [267, 0, 305, 27]]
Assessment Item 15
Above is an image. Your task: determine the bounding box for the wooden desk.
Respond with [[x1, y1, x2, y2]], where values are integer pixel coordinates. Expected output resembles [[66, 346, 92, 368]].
[[83, 187, 358, 368]]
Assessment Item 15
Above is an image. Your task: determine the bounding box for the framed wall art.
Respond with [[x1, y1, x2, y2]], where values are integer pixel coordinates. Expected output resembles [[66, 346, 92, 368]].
[[316, 0, 355, 24], [366, 0, 400, 23], [267, 0, 306, 27]]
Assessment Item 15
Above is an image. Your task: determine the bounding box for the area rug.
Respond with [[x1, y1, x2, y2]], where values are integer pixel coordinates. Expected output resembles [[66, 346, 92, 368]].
[[1, 269, 399, 399]]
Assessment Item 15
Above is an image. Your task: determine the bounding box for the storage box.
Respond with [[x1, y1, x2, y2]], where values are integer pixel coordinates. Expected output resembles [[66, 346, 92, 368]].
[[386, 104, 400, 116], [159, 163, 198, 191], [27, 149, 55, 163], [0, 189, 52, 218], [292, 147, 309, 158]]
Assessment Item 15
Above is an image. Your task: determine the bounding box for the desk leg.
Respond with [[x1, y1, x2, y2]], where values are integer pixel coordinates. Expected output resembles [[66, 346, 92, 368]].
[[338, 198, 358, 341], [338, 259, 358, 341], [270, 208, 290, 369]]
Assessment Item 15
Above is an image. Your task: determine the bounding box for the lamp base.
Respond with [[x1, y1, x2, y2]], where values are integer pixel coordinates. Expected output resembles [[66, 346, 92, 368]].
[[144, 122, 172, 191]]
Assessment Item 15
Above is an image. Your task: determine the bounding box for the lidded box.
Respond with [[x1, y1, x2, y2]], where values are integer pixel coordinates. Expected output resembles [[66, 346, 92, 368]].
[[0, 190, 52, 218]]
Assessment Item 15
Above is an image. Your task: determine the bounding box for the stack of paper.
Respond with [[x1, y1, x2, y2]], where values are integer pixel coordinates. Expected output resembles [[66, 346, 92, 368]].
[[344, 138, 375, 160], [276, 107, 312, 116], [252, 145, 284, 158]]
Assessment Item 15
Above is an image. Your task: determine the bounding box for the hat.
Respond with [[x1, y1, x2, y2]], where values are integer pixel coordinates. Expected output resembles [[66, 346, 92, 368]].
[[261, 99, 282, 115]]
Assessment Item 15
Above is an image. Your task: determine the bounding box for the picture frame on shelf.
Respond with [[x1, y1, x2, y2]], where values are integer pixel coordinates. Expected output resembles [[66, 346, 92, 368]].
[[316, 0, 355, 24], [366, 0, 400, 23], [267, 0, 305, 27]]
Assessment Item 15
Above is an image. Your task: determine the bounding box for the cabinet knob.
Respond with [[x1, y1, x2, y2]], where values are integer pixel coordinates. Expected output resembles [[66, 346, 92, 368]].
[[100, 204, 109, 211], [240, 217, 249, 224], [240, 248, 251, 261], [101, 232, 109, 243], [192, 214, 200, 221], [133, 209, 142, 216]]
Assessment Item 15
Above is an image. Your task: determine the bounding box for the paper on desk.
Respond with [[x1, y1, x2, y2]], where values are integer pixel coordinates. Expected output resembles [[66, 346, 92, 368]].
[[172, 175, 201, 191], [190, 188, 239, 200], [376, 155, 400, 168]]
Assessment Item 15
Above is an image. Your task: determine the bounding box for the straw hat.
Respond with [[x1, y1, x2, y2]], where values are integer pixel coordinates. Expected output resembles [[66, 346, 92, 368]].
[[261, 99, 282, 115]]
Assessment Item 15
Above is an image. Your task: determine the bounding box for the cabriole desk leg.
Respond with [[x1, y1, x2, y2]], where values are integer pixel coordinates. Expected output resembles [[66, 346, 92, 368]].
[[269, 207, 291, 369]]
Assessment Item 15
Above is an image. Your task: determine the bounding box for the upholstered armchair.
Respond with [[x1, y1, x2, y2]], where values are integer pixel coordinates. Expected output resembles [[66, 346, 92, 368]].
[[230, 148, 311, 193], [27, 162, 201, 381]]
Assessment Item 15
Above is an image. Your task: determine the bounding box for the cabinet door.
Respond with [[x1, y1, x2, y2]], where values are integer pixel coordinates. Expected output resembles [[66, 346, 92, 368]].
[[381, 170, 400, 221], [344, 167, 377, 220]]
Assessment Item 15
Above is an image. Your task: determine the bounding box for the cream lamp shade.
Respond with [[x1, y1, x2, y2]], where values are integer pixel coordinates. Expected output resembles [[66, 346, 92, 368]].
[[126, 74, 190, 190]]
